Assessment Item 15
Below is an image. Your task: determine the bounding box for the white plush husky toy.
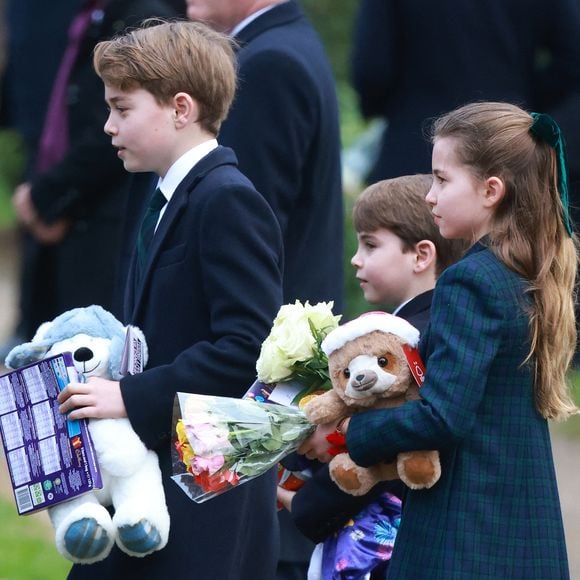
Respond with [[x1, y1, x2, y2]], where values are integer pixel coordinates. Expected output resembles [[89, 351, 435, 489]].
[[5, 305, 169, 564]]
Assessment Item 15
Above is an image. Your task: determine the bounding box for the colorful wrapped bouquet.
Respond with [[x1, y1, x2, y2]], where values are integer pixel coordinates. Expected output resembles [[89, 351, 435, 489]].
[[171, 300, 341, 503]]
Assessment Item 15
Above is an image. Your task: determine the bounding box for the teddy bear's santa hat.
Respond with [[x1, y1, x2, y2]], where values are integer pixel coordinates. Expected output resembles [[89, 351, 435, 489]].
[[321, 311, 420, 356]]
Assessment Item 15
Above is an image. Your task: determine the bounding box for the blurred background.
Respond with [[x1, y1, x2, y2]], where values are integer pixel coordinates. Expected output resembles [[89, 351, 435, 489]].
[[0, 1, 579, 578]]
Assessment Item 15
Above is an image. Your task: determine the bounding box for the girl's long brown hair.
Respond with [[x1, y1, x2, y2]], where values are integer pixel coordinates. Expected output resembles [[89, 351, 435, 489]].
[[431, 102, 578, 420]]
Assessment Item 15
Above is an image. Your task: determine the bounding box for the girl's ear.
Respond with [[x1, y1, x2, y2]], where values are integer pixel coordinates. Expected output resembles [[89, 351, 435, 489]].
[[413, 240, 436, 273], [172, 92, 197, 127], [483, 176, 506, 208]]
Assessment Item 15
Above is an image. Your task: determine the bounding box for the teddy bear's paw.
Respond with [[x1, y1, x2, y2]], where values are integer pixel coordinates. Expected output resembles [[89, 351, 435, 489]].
[[117, 519, 163, 557], [329, 455, 375, 496], [397, 451, 441, 490], [63, 517, 113, 563]]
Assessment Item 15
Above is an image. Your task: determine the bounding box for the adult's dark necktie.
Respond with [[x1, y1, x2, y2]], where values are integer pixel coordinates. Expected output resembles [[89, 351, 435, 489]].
[[136, 188, 167, 281], [36, 0, 104, 173]]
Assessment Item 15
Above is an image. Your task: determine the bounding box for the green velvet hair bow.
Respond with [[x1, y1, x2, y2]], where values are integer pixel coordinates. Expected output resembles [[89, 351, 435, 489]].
[[529, 112, 573, 237]]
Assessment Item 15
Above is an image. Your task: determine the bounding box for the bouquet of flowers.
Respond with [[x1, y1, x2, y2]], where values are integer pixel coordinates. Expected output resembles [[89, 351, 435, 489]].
[[171, 301, 341, 503], [171, 393, 315, 503], [250, 300, 341, 404]]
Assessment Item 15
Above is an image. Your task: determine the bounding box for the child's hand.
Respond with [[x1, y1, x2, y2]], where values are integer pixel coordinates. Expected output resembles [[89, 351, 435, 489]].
[[297, 421, 341, 463], [57, 377, 127, 420], [276, 486, 296, 512]]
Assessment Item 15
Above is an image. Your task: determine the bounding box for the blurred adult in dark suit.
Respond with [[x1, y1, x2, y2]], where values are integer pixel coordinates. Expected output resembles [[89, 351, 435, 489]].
[[351, 0, 580, 191]]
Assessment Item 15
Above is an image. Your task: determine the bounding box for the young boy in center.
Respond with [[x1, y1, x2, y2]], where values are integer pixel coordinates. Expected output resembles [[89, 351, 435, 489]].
[[57, 21, 284, 579], [277, 174, 465, 578]]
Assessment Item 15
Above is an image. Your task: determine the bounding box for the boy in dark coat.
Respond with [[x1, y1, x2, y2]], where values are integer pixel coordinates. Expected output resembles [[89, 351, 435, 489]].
[[279, 175, 465, 578], [58, 20, 284, 579]]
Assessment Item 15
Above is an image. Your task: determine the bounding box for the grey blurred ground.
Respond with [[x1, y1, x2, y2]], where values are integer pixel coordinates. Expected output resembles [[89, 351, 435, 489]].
[[0, 225, 578, 576]]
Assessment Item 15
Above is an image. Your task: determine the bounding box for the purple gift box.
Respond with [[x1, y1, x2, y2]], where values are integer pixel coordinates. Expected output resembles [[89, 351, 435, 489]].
[[0, 352, 102, 515]]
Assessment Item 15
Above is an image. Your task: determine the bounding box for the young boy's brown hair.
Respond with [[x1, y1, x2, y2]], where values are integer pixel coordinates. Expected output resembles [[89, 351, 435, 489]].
[[353, 174, 465, 275], [93, 20, 236, 135]]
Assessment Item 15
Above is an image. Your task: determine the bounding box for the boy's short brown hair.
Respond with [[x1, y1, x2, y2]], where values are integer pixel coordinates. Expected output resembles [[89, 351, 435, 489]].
[[93, 20, 236, 135], [353, 174, 466, 276]]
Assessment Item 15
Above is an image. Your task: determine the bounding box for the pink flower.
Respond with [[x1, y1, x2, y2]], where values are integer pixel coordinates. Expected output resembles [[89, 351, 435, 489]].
[[185, 421, 232, 456], [190, 454, 225, 476]]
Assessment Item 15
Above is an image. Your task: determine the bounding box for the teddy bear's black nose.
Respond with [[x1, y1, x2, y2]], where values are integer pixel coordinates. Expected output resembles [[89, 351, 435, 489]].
[[74, 347, 94, 362]]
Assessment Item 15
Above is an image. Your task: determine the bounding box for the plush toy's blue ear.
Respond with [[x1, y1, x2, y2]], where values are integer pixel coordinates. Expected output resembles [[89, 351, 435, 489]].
[[5, 342, 52, 370]]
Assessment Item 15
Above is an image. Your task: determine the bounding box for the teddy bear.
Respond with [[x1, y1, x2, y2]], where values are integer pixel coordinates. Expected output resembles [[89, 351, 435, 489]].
[[303, 311, 441, 496], [5, 305, 170, 564]]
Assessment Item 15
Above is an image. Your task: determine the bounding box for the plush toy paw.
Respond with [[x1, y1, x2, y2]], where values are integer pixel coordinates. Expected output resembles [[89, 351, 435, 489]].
[[329, 454, 376, 496], [63, 517, 114, 563], [397, 450, 441, 490], [117, 519, 163, 557], [53, 502, 116, 564]]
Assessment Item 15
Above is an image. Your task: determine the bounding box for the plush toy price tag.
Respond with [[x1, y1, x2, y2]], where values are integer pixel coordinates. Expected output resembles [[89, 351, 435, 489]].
[[120, 325, 146, 375], [402, 344, 426, 387]]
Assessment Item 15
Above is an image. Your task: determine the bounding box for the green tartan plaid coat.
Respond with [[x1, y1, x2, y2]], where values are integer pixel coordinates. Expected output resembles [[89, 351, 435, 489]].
[[348, 241, 569, 579]]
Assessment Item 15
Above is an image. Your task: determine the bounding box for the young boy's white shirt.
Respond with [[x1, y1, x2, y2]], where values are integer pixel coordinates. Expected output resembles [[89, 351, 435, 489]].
[[154, 138, 218, 229]]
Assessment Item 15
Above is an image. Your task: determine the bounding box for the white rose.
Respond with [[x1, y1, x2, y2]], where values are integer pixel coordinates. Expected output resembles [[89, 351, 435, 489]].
[[256, 300, 340, 383], [304, 301, 341, 338], [274, 315, 316, 363], [256, 338, 293, 383]]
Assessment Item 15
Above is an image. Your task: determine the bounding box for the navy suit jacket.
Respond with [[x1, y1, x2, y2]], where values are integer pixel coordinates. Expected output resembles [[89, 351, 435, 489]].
[[290, 292, 433, 543], [220, 0, 344, 312], [72, 146, 284, 579], [348, 243, 569, 578]]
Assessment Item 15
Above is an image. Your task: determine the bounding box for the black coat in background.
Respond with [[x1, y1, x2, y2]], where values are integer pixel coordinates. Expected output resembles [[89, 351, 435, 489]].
[[1, 0, 80, 173], [15, 0, 176, 335], [220, 0, 345, 313], [351, 0, 580, 187]]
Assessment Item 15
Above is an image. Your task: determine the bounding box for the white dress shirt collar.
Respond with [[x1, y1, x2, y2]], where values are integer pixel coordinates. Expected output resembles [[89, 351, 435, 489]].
[[153, 139, 218, 227], [230, 3, 280, 37], [157, 139, 218, 203]]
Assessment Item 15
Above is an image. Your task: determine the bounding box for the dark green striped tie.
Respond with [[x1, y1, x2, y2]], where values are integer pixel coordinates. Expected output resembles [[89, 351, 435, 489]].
[[136, 188, 166, 280]]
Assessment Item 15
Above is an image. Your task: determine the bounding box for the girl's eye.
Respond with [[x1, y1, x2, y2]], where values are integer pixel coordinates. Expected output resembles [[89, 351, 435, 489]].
[[343, 368, 350, 378], [378, 357, 388, 367]]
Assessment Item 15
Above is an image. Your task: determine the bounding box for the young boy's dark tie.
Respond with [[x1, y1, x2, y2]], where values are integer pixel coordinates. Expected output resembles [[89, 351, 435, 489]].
[[136, 188, 166, 281]]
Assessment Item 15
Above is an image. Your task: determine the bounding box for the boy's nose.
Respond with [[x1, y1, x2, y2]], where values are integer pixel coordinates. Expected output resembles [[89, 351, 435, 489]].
[[104, 117, 116, 136]]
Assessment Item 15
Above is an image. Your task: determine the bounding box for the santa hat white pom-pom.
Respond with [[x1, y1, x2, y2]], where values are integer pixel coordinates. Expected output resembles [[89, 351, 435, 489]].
[[321, 311, 420, 356]]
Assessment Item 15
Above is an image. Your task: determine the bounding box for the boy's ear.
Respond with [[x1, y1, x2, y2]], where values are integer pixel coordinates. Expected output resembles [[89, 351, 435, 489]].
[[483, 176, 505, 208], [172, 92, 197, 127], [413, 240, 436, 274]]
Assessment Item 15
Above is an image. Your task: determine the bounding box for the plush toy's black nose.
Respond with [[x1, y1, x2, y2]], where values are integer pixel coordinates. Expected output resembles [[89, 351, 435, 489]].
[[74, 347, 94, 362]]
